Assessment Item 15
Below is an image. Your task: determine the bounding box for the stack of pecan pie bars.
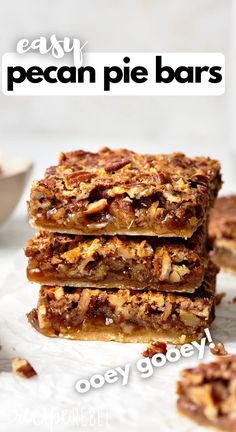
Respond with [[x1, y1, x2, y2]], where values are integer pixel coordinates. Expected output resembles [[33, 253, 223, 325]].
[[25, 147, 222, 344]]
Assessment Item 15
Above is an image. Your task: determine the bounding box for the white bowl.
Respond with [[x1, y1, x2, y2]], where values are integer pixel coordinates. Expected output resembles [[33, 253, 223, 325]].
[[0, 150, 33, 224]]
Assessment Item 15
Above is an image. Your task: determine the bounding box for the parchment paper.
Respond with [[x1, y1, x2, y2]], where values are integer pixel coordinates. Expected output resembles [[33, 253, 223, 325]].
[[0, 251, 236, 432]]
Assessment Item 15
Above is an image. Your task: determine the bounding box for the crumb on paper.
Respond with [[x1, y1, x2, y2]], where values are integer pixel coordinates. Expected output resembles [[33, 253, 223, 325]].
[[142, 341, 167, 358], [231, 296, 236, 304], [210, 342, 228, 356], [11, 357, 37, 379], [215, 292, 226, 305]]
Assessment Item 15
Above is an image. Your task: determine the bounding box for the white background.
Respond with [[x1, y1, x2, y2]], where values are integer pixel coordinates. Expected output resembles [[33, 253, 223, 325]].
[[0, 0, 232, 156]]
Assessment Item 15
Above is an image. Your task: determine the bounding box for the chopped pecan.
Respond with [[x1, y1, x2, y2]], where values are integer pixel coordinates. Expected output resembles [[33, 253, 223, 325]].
[[11, 357, 37, 378], [154, 247, 172, 281], [179, 310, 200, 327], [161, 301, 172, 322], [169, 265, 190, 283], [210, 342, 228, 356], [169, 270, 181, 283], [109, 198, 134, 225], [54, 287, 64, 300], [142, 341, 167, 358], [38, 304, 47, 329], [105, 157, 131, 173], [163, 191, 182, 203], [62, 246, 83, 263], [65, 171, 95, 186], [47, 207, 66, 221], [190, 173, 209, 186], [147, 201, 160, 219], [59, 150, 93, 164], [84, 199, 108, 215]]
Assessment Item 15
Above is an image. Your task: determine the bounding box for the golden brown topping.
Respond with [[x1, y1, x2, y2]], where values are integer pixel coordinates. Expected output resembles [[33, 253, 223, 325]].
[[26, 228, 207, 291], [28, 148, 221, 237], [36, 261, 215, 330], [27, 262, 216, 344], [11, 357, 37, 379]]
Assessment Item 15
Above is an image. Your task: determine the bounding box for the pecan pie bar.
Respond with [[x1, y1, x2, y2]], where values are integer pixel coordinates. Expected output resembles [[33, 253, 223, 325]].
[[209, 196, 236, 274], [25, 228, 208, 292], [28, 148, 221, 237], [27, 262, 217, 344], [177, 355, 236, 431]]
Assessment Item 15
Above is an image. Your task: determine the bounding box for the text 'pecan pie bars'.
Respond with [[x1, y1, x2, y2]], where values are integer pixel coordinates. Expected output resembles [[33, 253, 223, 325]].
[[26, 147, 222, 343]]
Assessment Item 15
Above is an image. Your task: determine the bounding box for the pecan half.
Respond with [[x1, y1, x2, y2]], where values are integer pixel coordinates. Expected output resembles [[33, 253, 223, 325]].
[[105, 158, 131, 173], [65, 171, 95, 186], [84, 199, 108, 215]]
